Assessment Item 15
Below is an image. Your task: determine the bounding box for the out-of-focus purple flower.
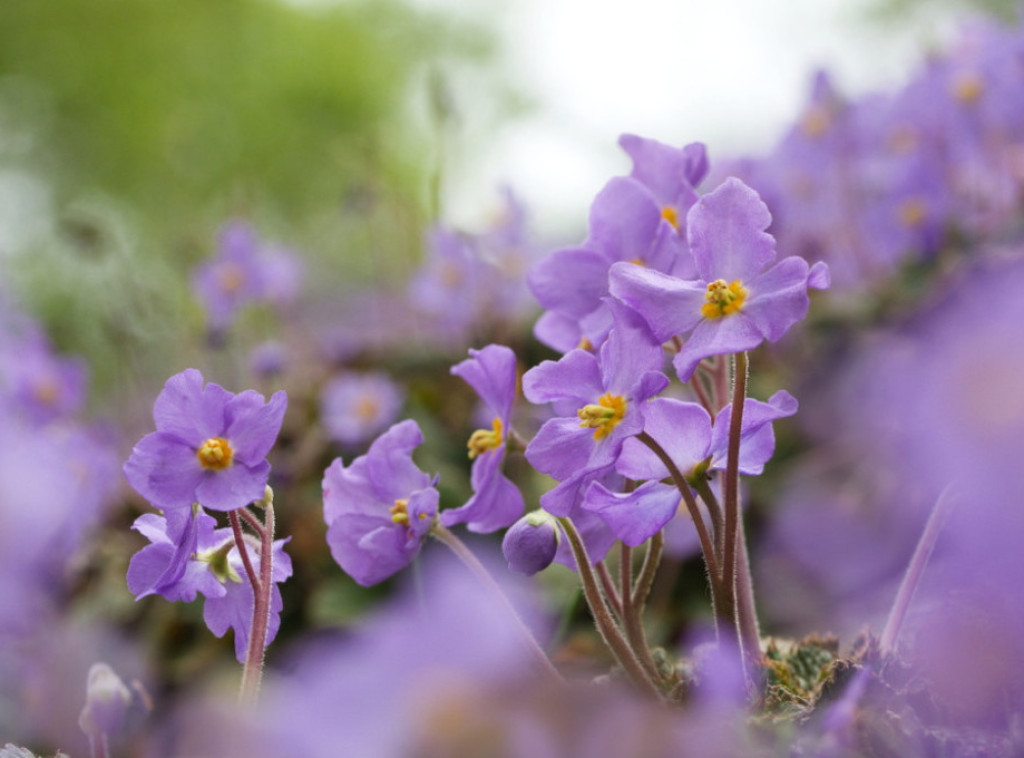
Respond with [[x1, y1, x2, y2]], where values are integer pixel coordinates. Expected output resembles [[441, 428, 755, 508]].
[[192, 221, 305, 333], [503, 511, 560, 575], [123, 369, 287, 512], [530, 176, 689, 351], [524, 302, 667, 517], [610, 177, 825, 381], [319, 371, 403, 448], [442, 344, 524, 533], [261, 550, 550, 758], [322, 420, 439, 586], [0, 328, 86, 426], [248, 340, 287, 379], [77, 662, 132, 744]]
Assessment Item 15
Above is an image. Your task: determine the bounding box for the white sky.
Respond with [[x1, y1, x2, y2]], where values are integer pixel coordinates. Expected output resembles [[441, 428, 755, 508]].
[[412, 0, 960, 234]]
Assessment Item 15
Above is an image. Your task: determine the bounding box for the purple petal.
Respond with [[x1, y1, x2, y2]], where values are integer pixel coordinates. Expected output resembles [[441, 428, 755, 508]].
[[608, 262, 705, 342], [583, 480, 681, 546], [194, 461, 270, 512], [808, 260, 831, 289], [525, 417, 599, 481], [440, 451, 524, 533], [363, 420, 431, 501], [528, 247, 611, 317], [451, 344, 517, 422], [741, 256, 813, 342], [687, 178, 776, 283], [533, 310, 583, 353], [151, 369, 232, 444], [616, 398, 712, 480], [224, 389, 287, 466], [522, 349, 602, 406], [123, 433, 205, 510], [618, 134, 709, 208], [586, 177, 662, 264], [599, 299, 667, 396], [502, 513, 560, 575], [672, 315, 766, 382]]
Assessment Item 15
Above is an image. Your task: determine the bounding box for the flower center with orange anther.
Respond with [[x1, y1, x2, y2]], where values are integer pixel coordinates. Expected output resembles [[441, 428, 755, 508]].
[[197, 437, 233, 470], [701, 279, 748, 319], [354, 395, 380, 423], [467, 417, 503, 459], [577, 393, 627, 440], [660, 205, 679, 230]]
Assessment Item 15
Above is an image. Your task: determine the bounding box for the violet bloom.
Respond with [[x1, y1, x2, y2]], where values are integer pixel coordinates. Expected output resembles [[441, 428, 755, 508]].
[[123, 369, 287, 512], [529, 176, 689, 352], [320, 371, 403, 448], [1, 329, 86, 426], [126, 507, 224, 602], [441, 344, 524, 533], [322, 420, 440, 586], [192, 222, 267, 333], [523, 302, 668, 517], [584, 391, 797, 546], [610, 177, 828, 381], [618, 134, 708, 236]]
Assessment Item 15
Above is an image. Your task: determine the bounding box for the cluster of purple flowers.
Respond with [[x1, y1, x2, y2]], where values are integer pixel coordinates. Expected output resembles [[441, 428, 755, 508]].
[[722, 17, 1024, 289]]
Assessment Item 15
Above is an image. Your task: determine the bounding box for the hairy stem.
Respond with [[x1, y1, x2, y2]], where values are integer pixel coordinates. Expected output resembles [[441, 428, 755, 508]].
[[620, 541, 663, 684], [558, 518, 661, 698], [632, 531, 663, 611], [239, 500, 275, 705], [596, 561, 624, 619], [636, 431, 726, 633], [430, 523, 564, 684]]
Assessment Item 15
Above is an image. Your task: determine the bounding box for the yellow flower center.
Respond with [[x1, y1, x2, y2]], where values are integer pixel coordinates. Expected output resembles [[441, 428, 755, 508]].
[[701, 279, 748, 319], [218, 263, 245, 294], [951, 73, 983, 105], [577, 393, 627, 440], [354, 395, 380, 422], [576, 336, 594, 352], [660, 205, 679, 230], [467, 417, 503, 460], [197, 437, 233, 470], [897, 197, 928, 228]]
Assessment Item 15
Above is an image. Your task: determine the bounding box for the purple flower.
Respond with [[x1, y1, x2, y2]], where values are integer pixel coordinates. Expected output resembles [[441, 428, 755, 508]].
[[1, 328, 86, 426], [618, 134, 708, 234], [203, 534, 292, 663], [529, 176, 689, 351], [523, 302, 668, 516], [441, 344, 524, 533], [78, 662, 132, 742], [192, 222, 267, 332], [609, 177, 827, 381], [123, 369, 287, 512], [126, 507, 224, 602], [319, 371, 403, 448], [584, 391, 797, 546], [322, 420, 440, 586]]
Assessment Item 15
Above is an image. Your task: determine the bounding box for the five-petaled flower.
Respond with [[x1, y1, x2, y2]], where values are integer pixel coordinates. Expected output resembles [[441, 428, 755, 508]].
[[123, 368, 287, 512]]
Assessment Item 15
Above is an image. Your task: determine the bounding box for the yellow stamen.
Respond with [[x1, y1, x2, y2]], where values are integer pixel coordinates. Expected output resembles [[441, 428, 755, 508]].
[[576, 337, 594, 352], [897, 197, 928, 228], [390, 499, 410, 526], [700, 279, 748, 319], [577, 393, 627, 440], [197, 437, 233, 470], [467, 417, 503, 460], [32, 378, 60, 406], [660, 205, 679, 230]]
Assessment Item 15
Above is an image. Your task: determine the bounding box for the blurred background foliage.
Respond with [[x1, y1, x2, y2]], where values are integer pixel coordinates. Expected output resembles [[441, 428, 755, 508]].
[[0, 0, 509, 397]]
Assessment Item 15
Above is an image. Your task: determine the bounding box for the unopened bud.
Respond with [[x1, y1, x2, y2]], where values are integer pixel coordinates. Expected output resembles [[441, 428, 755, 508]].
[[502, 511, 560, 575]]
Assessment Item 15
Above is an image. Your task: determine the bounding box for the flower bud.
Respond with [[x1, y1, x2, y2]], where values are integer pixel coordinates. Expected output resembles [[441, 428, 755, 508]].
[[78, 662, 132, 740], [502, 511, 560, 575]]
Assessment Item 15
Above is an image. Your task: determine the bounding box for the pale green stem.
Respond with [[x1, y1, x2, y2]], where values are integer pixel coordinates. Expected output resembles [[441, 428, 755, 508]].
[[430, 523, 564, 684]]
